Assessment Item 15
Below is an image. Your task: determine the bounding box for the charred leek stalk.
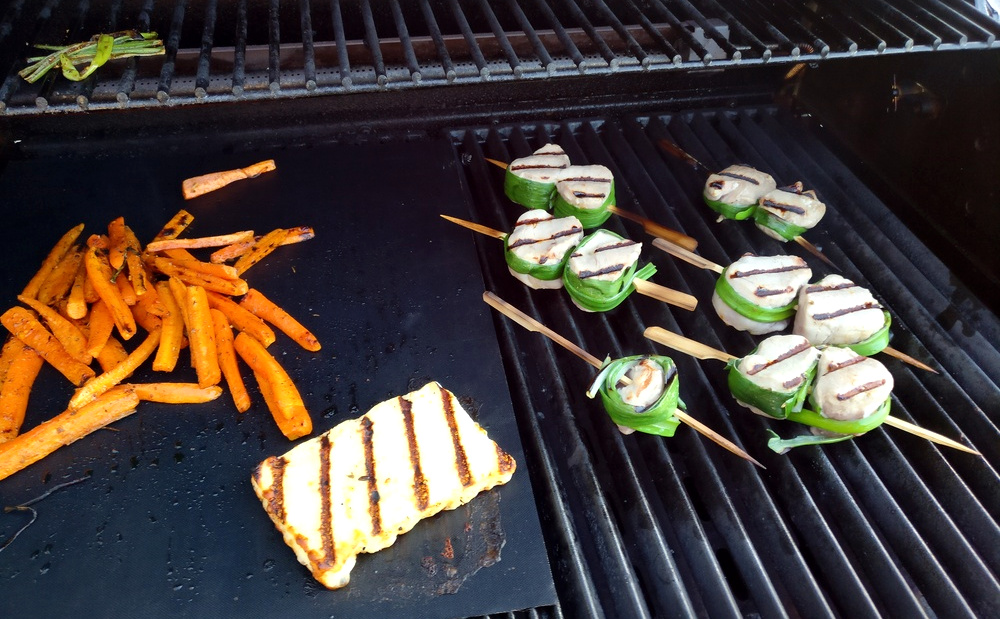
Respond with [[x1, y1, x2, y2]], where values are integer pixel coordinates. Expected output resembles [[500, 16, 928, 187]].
[[19, 31, 164, 84], [588, 355, 682, 436]]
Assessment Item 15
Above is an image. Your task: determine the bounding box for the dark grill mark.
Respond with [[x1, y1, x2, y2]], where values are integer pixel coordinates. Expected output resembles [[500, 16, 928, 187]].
[[578, 264, 626, 279], [755, 286, 794, 298], [813, 303, 881, 320], [826, 355, 868, 373], [496, 444, 515, 475], [318, 436, 335, 569], [729, 263, 809, 278], [761, 199, 806, 215], [513, 214, 554, 226], [806, 281, 857, 294], [441, 388, 473, 488], [594, 240, 638, 253], [510, 163, 567, 172], [361, 417, 382, 537], [560, 176, 612, 183], [260, 456, 287, 523], [747, 341, 813, 375], [400, 396, 429, 512], [507, 226, 582, 249], [572, 191, 607, 199], [782, 376, 805, 389], [719, 171, 761, 184], [837, 380, 887, 401]]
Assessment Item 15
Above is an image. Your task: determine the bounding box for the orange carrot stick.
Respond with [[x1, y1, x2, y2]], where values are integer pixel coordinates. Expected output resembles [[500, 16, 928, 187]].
[[152, 281, 185, 372], [107, 216, 128, 270], [182, 159, 276, 200], [152, 209, 194, 242], [233, 227, 289, 275], [131, 382, 223, 404], [145, 230, 255, 253], [17, 295, 91, 365], [159, 254, 240, 280], [209, 226, 315, 263], [66, 254, 89, 320], [116, 273, 137, 306], [186, 285, 221, 389], [151, 256, 249, 296], [205, 290, 275, 347], [234, 332, 311, 440], [37, 246, 83, 306], [239, 288, 320, 352], [84, 236, 137, 340], [0, 307, 95, 386], [69, 327, 160, 410], [211, 308, 251, 413], [86, 300, 116, 358], [0, 386, 140, 481], [123, 225, 149, 296], [95, 335, 129, 372], [21, 223, 85, 300], [0, 339, 44, 444]]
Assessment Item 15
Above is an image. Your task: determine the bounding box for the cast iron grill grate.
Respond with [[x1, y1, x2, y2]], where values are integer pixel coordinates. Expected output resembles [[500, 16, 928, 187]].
[[0, 0, 997, 114], [447, 106, 1000, 618]]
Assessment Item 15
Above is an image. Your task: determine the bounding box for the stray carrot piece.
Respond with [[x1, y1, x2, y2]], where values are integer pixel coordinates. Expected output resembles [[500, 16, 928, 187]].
[[123, 225, 149, 296], [116, 272, 138, 306], [145, 230, 255, 253], [0, 339, 44, 443], [152, 209, 194, 242], [0, 336, 23, 384], [152, 281, 185, 373], [234, 228, 289, 275], [131, 285, 165, 335], [66, 254, 89, 320], [21, 223, 85, 300], [96, 335, 129, 372], [234, 332, 311, 440], [205, 290, 275, 347], [0, 386, 140, 481], [84, 236, 137, 340], [182, 159, 276, 200], [186, 285, 221, 389], [131, 382, 223, 404], [0, 307, 95, 386], [152, 256, 250, 296], [37, 246, 83, 306], [239, 288, 320, 352], [86, 300, 116, 358], [69, 327, 161, 410], [211, 309, 251, 413], [107, 216, 128, 270], [209, 226, 315, 263], [17, 295, 91, 365], [159, 254, 240, 280], [82, 266, 99, 303]]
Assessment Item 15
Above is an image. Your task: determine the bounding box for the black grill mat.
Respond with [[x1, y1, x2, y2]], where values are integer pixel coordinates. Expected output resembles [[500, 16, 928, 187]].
[[447, 105, 1000, 618]]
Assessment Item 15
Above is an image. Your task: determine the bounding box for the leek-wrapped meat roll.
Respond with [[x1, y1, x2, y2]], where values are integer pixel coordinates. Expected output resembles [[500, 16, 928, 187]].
[[563, 229, 656, 312], [588, 355, 681, 436], [753, 182, 827, 241], [551, 164, 615, 229], [504, 209, 584, 289], [793, 274, 891, 356], [726, 334, 820, 419], [504, 144, 571, 210], [712, 254, 812, 334], [703, 164, 777, 220]]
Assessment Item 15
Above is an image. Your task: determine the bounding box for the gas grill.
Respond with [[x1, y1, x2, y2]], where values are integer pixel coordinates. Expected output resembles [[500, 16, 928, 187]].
[[0, 2, 998, 618]]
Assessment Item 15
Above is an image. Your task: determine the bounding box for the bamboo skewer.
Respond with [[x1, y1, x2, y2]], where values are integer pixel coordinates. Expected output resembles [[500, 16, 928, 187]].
[[651, 237, 938, 374], [643, 326, 979, 455], [442, 215, 698, 311], [483, 292, 764, 468], [483, 157, 699, 250]]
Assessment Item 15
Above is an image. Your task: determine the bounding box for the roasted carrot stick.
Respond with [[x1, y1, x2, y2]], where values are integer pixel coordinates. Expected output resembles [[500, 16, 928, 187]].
[[21, 223, 85, 300], [85, 300, 115, 358], [209, 226, 315, 263], [116, 272, 137, 306], [145, 230, 255, 253], [107, 216, 128, 270], [233, 227, 289, 275], [152, 209, 194, 242], [151, 256, 249, 296], [95, 335, 129, 371], [0, 386, 141, 481], [37, 246, 82, 306], [186, 285, 221, 389], [205, 290, 275, 347], [69, 327, 160, 410], [0, 336, 22, 383], [17, 295, 91, 365], [239, 288, 320, 352], [167, 277, 192, 332], [0, 307, 95, 386], [132, 382, 223, 404], [211, 308, 250, 413], [123, 225, 149, 296], [234, 332, 311, 440], [182, 159, 276, 200], [0, 339, 44, 444], [84, 236, 137, 340], [152, 281, 184, 373], [66, 254, 89, 320], [159, 253, 241, 280], [131, 282, 165, 334]]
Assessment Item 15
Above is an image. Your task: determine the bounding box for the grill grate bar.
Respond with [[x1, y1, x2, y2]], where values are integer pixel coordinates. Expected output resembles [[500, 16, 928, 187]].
[[589, 0, 650, 67], [476, 0, 523, 76], [299, 0, 317, 90], [231, 0, 247, 94], [527, 0, 587, 70], [194, 0, 217, 99], [647, 0, 713, 64], [359, 0, 387, 87], [555, 0, 619, 68], [114, 0, 153, 104], [621, 0, 683, 65], [155, 0, 186, 102], [330, 0, 351, 87], [418, 0, 457, 82], [267, 0, 280, 91], [389, 0, 422, 81], [937, 0, 1000, 44], [504, 0, 556, 71], [697, 0, 773, 60], [448, 0, 490, 77]]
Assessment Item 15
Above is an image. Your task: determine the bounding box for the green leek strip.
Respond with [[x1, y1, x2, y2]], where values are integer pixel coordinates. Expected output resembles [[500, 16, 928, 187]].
[[725, 356, 816, 419], [589, 355, 682, 437], [788, 397, 892, 435], [564, 258, 656, 312], [59, 33, 114, 81], [752, 208, 808, 241], [20, 31, 164, 84], [846, 311, 892, 356], [714, 266, 798, 323], [551, 184, 615, 229], [503, 233, 571, 282], [703, 197, 757, 220], [766, 429, 856, 454], [503, 169, 557, 210]]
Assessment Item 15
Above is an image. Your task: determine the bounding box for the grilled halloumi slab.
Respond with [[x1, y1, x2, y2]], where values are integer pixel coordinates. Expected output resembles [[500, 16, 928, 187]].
[[251, 382, 516, 589], [703, 164, 777, 209], [712, 253, 812, 334], [793, 274, 886, 346], [812, 347, 894, 421]]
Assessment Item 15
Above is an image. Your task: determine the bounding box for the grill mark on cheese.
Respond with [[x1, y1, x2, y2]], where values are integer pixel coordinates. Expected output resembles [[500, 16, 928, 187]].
[[718, 171, 761, 184], [782, 376, 805, 389], [761, 198, 806, 215], [746, 340, 813, 376], [318, 435, 335, 569], [754, 286, 794, 298], [507, 226, 583, 249], [826, 355, 867, 373], [806, 281, 857, 294], [813, 303, 881, 320], [258, 456, 287, 523], [441, 388, 473, 487], [729, 264, 809, 278], [594, 240, 638, 253], [510, 163, 566, 172], [561, 175, 611, 183], [399, 396, 430, 511], [361, 416, 382, 537], [837, 379, 887, 401], [577, 264, 626, 279], [496, 444, 515, 475], [512, 213, 554, 226]]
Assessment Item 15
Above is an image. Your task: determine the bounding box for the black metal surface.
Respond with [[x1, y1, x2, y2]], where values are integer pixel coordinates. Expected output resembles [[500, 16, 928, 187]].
[[0, 138, 556, 618], [0, 0, 997, 115], [447, 105, 1000, 618]]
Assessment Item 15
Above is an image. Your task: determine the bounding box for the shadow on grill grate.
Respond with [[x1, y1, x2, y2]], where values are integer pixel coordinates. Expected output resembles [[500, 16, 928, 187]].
[[447, 105, 1000, 618]]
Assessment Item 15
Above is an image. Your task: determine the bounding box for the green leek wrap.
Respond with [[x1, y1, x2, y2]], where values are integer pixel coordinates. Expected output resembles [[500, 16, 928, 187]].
[[587, 355, 682, 437], [551, 183, 615, 229], [714, 266, 799, 324], [752, 208, 808, 241], [846, 311, 892, 357], [563, 232, 656, 312], [503, 232, 573, 283], [504, 168, 559, 211], [703, 197, 757, 220], [766, 399, 892, 453], [726, 355, 816, 419]]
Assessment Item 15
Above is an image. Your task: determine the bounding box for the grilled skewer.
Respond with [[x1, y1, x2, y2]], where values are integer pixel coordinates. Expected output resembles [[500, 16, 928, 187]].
[[483, 291, 763, 467], [643, 326, 978, 455]]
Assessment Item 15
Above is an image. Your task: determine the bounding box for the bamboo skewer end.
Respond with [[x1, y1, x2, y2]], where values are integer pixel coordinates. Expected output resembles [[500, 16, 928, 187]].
[[674, 409, 765, 469], [882, 416, 980, 455], [882, 346, 939, 374]]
